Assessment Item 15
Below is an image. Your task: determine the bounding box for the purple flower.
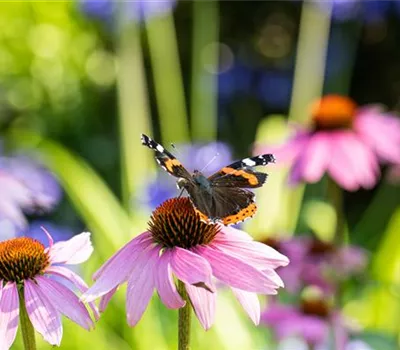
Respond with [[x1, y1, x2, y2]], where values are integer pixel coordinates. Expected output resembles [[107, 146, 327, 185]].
[[0, 229, 98, 349], [255, 95, 400, 191], [262, 287, 349, 348], [262, 236, 368, 294], [83, 197, 289, 329], [79, 0, 177, 23], [0, 155, 61, 230], [139, 142, 233, 208]]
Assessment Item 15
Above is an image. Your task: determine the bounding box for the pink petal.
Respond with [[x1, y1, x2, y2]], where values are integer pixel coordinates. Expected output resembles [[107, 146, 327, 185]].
[[126, 247, 159, 326], [355, 111, 400, 163], [328, 132, 378, 191], [92, 232, 152, 281], [168, 247, 215, 291], [99, 287, 118, 313], [301, 132, 332, 183], [24, 280, 62, 346], [35, 276, 93, 330], [48, 232, 93, 265], [154, 251, 185, 309], [0, 283, 19, 350], [45, 265, 99, 320], [231, 288, 260, 325], [82, 235, 154, 302], [213, 232, 289, 269], [195, 245, 283, 293], [185, 283, 216, 330], [218, 225, 253, 241]]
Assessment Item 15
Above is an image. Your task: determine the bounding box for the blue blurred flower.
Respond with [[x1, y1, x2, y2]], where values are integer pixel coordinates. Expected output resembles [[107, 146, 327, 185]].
[[257, 70, 293, 109], [316, 0, 391, 23], [218, 63, 253, 103], [0, 155, 61, 232], [138, 142, 233, 208], [79, 0, 177, 23]]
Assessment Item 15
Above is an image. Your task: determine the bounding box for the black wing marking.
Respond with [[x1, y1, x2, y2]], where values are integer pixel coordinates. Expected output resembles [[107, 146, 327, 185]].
[[208, 154, 275, 188], [141, 134, 191, 179]]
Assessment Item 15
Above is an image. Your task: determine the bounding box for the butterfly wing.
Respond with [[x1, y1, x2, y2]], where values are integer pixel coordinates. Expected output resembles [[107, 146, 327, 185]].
[[208, 154, 275, 188], [141, 134, 191, 179]]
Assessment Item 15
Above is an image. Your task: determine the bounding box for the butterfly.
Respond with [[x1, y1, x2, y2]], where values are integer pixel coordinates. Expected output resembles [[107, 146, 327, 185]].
[[141, 134, 275, 225]]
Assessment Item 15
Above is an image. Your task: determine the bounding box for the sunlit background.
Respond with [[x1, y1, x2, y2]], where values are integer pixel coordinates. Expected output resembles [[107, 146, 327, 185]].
[[1, 1, 400, 349]]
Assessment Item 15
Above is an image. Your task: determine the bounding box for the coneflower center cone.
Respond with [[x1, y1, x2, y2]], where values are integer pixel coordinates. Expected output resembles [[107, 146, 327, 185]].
[[0, 237, 49, 283], [148, 197, 220, 249], [312, 95, 357, 130]]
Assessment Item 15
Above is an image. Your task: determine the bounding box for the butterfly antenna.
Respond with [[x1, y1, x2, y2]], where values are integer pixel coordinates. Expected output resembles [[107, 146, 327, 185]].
[[177, 187, 185, 199], [171, 142, 184, 158], [201, 153, 220, 172]]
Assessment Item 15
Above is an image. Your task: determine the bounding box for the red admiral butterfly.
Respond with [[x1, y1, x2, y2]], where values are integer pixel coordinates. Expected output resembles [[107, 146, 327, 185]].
[[141, 134, 275, 225]]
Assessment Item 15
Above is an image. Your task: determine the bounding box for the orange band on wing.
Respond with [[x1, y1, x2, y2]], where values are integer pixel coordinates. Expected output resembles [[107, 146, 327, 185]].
[[220, 167, 259, 186], [222, 203, 257, 225], [164, 158, 183, 173]]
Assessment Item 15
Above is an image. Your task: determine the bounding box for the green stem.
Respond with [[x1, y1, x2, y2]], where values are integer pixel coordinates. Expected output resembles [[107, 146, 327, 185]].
[[327, 178, 346, 245], [18, 287, 36, 350], [190, 0, 219, 141], [178, 280, 191, 350], [116, 4, 152, 214]]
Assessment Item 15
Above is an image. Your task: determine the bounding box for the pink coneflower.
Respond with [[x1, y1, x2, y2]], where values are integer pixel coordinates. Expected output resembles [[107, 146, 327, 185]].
[[0, 230, 97, 349], [82, 198, 289, 330], [255, 95, 400, 191], [261, 287, 349, 349]]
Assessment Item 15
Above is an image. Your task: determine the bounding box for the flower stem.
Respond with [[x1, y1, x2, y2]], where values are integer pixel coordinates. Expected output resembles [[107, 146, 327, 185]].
[[18, 287, 36, 350], [327, 178, 346, 245], [178, 280, 191, 350]]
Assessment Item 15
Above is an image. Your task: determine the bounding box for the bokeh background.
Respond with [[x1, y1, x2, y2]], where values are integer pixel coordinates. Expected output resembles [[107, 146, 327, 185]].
[[1, 1, 400, 349]]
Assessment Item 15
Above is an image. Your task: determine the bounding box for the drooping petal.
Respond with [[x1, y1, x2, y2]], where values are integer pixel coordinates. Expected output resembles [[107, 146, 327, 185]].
[[355, 110, 400, 163], [185, 283, 216, 330], [45, 265, 99, 320], [195, 245, 283, 293], [213, 232, 289, 269], [0, 283, 19, 350], [154, 251, 185, 309], [82, 234, 153, 302], [327, 132, 367, 191], [126, 246, 159, 327], [24, 280, 62, 346], [35, 276, 93, 330], [301, 132, 332, 183], [99, 287, 118, 313], [167, 247, 215, 291], [48, 232, 93, 265], [231, 288, 260, 325], [341, 132, 380, 189]]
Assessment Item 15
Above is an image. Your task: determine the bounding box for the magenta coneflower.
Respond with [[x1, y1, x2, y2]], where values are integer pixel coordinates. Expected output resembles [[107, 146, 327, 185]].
[[255, 95, 400, 191], [82, 198, 289, 331], [0, 229, 97, 349], [262, 236, 367, 294], [261, 287, 349, 349]]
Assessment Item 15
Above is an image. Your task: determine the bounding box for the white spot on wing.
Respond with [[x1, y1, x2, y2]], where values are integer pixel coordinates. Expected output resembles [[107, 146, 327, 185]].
[[242, 158, 257, 167], [156, 144, 165, 153]]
